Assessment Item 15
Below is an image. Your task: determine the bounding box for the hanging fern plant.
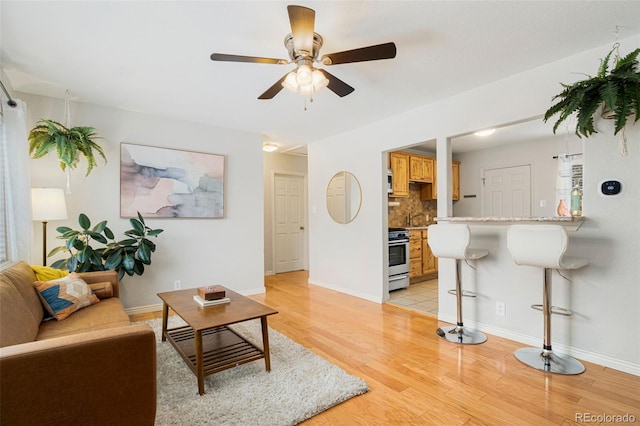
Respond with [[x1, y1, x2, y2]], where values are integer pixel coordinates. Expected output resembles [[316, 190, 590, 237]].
[[28, 119, 107, 175], [543, 46, 640, 138]]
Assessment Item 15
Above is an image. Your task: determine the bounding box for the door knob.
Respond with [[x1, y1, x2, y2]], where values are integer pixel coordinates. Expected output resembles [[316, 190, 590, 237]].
[[300, 226, 305, 230]]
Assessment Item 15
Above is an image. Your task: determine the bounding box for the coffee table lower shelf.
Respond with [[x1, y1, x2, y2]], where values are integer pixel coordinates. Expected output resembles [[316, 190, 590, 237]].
[[165, 325, 265, 378]]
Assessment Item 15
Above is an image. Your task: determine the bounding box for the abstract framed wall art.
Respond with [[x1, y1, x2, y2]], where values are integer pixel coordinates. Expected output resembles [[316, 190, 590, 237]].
[[120, 143, 224, 218]]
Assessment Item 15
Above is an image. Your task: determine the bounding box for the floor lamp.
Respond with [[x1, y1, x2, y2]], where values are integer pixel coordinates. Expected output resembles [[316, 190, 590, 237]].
[[31, 188, 68, 266]]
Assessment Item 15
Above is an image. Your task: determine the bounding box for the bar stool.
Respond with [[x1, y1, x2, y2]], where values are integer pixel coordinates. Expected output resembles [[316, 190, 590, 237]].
[[507, 225, 588, 374], [428, 224, 488, 344]]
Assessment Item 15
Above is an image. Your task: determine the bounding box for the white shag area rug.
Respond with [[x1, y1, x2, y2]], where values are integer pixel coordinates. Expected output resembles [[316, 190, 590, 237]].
[[142, 317, 369, 425]]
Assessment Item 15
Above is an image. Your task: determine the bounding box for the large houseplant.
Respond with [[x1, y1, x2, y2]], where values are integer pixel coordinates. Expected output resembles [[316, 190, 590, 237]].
[[48, 212, 163, 280], [543, 47, 640, 138], [28, 119, 107, 175]]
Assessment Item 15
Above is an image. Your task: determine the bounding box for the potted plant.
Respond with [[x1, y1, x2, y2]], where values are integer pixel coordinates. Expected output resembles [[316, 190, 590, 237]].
[[543, 47, 640, 138], [28, 119, 107, 175], [48, 212, 163, 280]]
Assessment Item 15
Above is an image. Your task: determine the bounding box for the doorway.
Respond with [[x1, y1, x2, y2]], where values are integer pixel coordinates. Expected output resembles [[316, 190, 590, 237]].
[[481, 164, 532, 216], [273, 173, 306, 273]]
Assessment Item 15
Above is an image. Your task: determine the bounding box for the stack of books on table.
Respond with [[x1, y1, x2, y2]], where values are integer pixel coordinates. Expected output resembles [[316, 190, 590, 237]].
[[193, 285, 229, 307]]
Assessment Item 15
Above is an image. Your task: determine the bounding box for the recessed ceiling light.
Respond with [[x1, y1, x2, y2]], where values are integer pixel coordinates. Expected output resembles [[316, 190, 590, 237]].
[[474, 128, 496, 137], [262, 142, 278, 152]]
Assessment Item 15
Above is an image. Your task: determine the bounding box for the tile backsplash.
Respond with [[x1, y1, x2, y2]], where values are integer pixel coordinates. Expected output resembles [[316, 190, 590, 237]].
[[388, 183, 437, 228]]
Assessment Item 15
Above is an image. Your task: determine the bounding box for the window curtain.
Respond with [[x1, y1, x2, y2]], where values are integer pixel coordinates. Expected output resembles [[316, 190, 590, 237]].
[[1, 97, 31, 262]]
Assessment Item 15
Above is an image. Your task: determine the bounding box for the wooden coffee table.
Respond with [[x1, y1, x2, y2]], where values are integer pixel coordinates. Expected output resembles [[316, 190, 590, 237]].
[[157, 287, 278, 395]]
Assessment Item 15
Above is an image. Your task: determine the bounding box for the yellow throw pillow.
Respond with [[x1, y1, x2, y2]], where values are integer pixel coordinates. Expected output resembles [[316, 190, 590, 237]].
[[31, 265, 69, 281]]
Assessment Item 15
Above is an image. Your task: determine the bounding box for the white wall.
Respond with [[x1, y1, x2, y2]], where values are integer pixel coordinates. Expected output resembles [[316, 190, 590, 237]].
[[22, 93, 265, 310], [263, 152, 308, 275], [308, 35, 640, 374]]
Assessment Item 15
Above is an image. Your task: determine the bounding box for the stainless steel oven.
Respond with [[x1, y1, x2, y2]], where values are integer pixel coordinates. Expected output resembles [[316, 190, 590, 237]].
[[388, 228, 410, 291]]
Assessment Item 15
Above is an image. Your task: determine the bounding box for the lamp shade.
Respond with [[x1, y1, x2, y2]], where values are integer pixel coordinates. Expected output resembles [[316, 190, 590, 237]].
[[31, 188, 68, 221]]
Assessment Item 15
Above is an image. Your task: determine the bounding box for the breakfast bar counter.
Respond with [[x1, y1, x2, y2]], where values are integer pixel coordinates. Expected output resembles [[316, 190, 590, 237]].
[[430, 215, 589, 358], [435, 216, 585, 230]]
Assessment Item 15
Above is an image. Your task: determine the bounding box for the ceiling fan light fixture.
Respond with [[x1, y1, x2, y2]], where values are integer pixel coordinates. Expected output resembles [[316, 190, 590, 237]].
[[296, 64, 313, 86], [312, 69, 329, 90], [282, 72, 298, 93]]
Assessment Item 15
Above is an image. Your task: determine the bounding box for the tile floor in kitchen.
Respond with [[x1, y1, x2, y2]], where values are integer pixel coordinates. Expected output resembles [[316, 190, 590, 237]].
[[387, 279, 438, 316]]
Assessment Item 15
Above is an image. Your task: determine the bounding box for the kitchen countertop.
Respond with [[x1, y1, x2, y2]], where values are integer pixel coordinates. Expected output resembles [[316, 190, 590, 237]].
[[405, 225, 433, 230], [435, 216, 585, 230]]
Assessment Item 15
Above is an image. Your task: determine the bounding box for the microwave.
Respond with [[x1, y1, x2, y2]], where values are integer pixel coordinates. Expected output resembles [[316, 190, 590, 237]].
[[387, 168, 393, 193]]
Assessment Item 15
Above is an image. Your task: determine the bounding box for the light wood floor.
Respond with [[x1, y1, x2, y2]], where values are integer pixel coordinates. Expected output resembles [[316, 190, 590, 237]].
[[131, 271, 640, 425]]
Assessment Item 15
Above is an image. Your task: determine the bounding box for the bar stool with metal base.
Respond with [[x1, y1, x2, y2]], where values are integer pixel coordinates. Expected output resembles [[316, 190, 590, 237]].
[[428, 224, 488, 344], [507, 225, 588, 375]]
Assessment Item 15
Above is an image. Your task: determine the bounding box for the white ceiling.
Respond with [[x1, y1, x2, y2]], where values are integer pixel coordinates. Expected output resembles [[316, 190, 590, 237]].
[[2, 1, 640, 153]]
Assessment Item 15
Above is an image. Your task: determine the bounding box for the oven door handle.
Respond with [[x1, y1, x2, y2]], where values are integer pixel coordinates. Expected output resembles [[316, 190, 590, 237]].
[[389, 240, 409, 246], [389, 274, 409, 281]]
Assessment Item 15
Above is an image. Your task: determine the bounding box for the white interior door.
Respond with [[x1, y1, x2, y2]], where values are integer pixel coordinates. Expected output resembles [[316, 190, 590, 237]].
[[482, 165, 531, 217], [274, 174, 305, 273]]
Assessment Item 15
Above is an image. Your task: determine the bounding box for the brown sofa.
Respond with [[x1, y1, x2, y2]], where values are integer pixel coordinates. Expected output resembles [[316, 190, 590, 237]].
[[0, 261, 156, 425]]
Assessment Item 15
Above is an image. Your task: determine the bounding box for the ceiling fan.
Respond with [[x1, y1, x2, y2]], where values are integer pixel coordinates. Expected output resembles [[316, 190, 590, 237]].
[[210, 5, 397, 100]]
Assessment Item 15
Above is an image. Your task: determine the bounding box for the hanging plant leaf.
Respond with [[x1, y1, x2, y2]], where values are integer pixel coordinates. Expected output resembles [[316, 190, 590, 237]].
[[28, 119, 107, 175], [544, 47, 640, 138]]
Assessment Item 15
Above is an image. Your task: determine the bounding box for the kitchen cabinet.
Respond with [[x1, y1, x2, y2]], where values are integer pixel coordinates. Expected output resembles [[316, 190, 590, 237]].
[[409, 231, 422, 278], [452, 161, 460, 200], [409, 155, 434, 183], [422, 230, 437, 275], [390, 152, 409, 197], [409, 230, 438, 278], [420, 160, 461, 201]]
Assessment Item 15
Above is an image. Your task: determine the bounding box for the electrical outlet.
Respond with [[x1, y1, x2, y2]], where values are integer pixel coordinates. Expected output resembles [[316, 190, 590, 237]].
[[174, 280, 181, 290], [496, 302, 506, 316]]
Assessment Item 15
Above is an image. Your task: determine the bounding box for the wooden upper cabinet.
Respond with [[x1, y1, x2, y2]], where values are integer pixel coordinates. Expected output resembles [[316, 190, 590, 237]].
[[390, 152, 409, 197], [420, 160, 461, 201], [452, 161, 460, 200], [409, 155, 434, 183]]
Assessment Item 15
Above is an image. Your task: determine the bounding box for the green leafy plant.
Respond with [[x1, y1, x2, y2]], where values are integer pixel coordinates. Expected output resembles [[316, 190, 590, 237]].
[[49, 212, 164, 280], [544, 47, 640, 138], [28, 119, 107, 175]]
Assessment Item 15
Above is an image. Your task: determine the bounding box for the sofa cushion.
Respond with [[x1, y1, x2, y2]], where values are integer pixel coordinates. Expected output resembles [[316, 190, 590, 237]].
[[1, 261, 44, 324], [34, 273, 100, 321], [0, 279, 40, 347], [36, 298, 131, 341]]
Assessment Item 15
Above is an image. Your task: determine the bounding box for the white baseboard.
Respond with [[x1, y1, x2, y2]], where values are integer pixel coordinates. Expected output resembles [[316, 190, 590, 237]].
[[438, 313, 640, 376], [126, 303, 163, 316], [125, 287, 266, 317], [307, 278, 382, 304]]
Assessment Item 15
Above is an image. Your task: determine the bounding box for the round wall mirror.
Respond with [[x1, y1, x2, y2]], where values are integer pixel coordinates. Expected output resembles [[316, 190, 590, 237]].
[[326, 171, 362, 224]]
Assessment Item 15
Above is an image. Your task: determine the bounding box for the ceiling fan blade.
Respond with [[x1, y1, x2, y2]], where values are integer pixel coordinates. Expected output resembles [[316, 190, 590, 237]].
[[321, 42, 397, 65], [322, 70, 355, 97], [258, 73, 289, 99], [287, 5, 315, 54], [210, 53, 288, 65]]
